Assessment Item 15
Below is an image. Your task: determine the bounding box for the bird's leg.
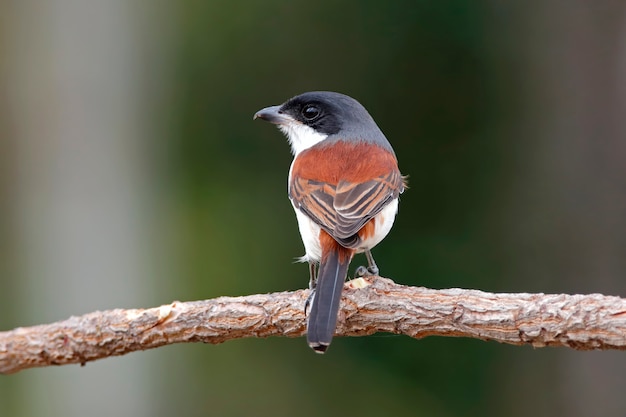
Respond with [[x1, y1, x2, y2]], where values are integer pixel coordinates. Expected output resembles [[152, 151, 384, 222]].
[[304, 261, 318, 314], [365, 250, 379, 275], [355, 250, 379, 277], [308, 261, 318, 289]]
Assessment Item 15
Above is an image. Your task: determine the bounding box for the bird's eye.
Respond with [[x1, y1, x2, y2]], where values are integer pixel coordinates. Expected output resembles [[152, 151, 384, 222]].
[[302, 105, 321, 120]]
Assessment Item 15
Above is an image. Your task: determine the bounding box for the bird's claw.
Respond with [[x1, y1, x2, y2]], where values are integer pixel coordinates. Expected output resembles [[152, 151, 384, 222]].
[[354, 265, 378, 277], [304, 290, 315, 315]]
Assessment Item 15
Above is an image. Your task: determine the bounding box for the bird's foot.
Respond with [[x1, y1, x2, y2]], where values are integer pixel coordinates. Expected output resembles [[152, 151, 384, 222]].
[[304, 289, 315, 315], [354, 265, 379, 277]]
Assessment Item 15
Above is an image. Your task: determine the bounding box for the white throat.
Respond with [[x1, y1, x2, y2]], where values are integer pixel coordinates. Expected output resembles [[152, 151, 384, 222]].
[[279, 122, 328, 155]]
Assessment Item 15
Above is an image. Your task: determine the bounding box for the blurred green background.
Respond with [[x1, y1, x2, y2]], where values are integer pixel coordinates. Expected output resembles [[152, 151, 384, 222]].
[[1, 1, 626, 416]]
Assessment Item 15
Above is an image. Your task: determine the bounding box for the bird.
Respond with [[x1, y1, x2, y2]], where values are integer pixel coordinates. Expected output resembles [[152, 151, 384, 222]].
[[254, 91, 405, 353]]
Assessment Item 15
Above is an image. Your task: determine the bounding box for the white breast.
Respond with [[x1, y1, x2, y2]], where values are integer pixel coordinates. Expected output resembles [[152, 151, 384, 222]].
[[355, 198, 399, 252], [279, 122, 327, 155], [292, 203, 323, 263]]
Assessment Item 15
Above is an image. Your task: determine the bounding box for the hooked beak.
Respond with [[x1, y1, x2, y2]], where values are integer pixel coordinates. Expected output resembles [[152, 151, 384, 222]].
[[253, 105, 292, 125]]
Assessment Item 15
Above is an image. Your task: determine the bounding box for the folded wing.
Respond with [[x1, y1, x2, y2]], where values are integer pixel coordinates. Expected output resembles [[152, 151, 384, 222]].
[[289, 143, 404, 248]]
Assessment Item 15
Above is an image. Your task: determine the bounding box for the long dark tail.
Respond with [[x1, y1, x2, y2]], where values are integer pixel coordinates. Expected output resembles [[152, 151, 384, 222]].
[[307, 248, 350, 353]]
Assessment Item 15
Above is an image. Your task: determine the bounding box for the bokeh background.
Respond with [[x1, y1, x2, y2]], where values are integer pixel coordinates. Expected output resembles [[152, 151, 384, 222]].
[[1, 1, 626, 416]]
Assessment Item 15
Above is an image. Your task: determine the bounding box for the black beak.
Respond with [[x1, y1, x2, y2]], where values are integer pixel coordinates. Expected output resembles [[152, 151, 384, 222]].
[[253, 105, 291, 125]]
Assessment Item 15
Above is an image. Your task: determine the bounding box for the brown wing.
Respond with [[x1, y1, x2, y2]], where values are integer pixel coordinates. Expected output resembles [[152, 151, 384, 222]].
[[289, 141, 404, 248], [333, 170, 403, 237]]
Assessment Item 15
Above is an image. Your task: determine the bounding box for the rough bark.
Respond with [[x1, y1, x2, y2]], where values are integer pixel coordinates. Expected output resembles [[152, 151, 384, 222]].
[[2, 276, 626, 374]]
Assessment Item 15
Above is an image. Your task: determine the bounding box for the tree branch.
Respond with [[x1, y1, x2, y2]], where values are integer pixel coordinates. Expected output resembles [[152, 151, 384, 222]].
[[2, 276, 626, 374]]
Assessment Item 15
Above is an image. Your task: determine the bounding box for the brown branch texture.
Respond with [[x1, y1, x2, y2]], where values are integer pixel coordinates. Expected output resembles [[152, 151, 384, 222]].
[[2, 277, 626, 374]]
